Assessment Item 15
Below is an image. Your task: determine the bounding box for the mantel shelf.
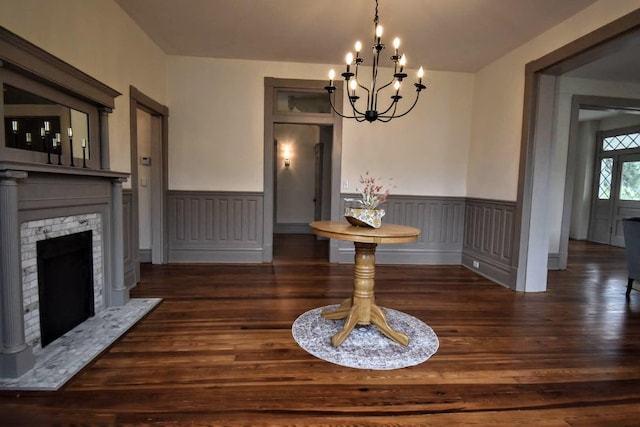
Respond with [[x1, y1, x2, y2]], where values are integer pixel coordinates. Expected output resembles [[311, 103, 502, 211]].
[[0, 161, 129, 182]]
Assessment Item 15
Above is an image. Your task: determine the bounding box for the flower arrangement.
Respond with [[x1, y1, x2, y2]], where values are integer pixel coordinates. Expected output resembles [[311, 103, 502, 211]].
[[345, 171, 394, 210]]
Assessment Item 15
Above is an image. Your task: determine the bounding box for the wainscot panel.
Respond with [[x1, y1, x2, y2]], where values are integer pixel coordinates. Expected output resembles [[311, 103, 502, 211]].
[[462, 198, 517, 289], [337, 195, 466, 264], [168, 191, 264, 263]]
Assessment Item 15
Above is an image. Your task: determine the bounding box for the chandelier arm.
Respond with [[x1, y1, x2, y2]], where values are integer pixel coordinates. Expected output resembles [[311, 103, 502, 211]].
[[377, 103, 398, 122], [345, 86, 368, 117], [370, 48, 382, 112], [378, 98, 400, 116], [379, 90, 422, 120], [375, 79, 394, 95], [327, 91, 363, 120]]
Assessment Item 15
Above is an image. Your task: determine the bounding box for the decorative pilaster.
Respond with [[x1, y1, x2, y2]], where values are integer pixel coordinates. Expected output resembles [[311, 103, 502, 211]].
[[99, 107, 112, 170], [110, 177, 129, 306], [0, 171, 35, 377]]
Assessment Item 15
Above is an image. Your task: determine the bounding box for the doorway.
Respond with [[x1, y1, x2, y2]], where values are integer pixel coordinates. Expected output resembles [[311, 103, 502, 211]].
[[263, 78, 343, 263], [128, 87, 169, 285], [589, 132, 640, 246], [274, 123, 332, 235], [516, 11, 640, 291]]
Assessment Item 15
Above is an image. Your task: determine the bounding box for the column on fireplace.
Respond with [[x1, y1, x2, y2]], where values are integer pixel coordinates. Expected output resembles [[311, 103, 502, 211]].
[[0, 171, 35, 377], [110, 177, 129, 306]]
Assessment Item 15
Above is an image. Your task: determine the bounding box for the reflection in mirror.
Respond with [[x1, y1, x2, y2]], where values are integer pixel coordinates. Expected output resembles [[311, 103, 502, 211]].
[[3, 84, 90, 161]]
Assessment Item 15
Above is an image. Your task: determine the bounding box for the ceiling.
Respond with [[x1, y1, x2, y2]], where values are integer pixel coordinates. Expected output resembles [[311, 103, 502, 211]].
[[114, 0, 603, 73]]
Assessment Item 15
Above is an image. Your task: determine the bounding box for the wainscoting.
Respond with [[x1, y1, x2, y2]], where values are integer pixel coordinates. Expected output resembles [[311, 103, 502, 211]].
[[336, 195, 466, 264], [168, 191, 264, 263], [164, 190, 516, 288], [461, 198, 517, 289]]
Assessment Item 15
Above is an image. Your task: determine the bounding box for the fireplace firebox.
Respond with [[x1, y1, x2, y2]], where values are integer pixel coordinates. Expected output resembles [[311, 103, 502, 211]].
[[37, 230, 95, 347]]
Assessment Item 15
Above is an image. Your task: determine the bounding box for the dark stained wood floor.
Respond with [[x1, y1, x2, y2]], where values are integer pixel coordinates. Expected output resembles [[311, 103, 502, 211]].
[[1, 235, 639, 426]]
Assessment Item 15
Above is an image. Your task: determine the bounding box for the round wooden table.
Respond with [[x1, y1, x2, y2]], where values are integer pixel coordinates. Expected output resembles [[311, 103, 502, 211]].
[[309, 220, 421, 347]]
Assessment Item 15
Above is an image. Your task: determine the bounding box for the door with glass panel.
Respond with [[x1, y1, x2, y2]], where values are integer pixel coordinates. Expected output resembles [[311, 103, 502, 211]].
[[611, 153, 640, 246], [589, 129, 640, 247]]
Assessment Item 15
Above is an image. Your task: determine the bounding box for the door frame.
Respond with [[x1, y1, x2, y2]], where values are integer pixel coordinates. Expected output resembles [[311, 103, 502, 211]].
[[515, 9, 640, 292], [129, 86, 169, 282], [562, 97, 640, 264], [263, 78, 343, 262]]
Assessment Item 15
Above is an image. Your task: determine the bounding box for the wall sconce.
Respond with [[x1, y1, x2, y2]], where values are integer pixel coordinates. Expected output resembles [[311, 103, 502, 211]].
[[284, 150, 291, 168]]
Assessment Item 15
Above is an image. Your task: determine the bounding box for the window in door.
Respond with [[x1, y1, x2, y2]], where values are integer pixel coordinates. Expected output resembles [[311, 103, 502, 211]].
[[620, 160, 640, 201], [598, 157, 613, 199], [589, 126, 640, 247]]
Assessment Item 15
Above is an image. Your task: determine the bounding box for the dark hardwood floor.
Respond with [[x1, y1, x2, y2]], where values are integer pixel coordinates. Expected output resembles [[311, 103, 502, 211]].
[[0, 235, 638, 426]]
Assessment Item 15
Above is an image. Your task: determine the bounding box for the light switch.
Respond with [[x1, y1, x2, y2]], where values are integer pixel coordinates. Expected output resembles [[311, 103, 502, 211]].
[[140, 156, 151, 166]]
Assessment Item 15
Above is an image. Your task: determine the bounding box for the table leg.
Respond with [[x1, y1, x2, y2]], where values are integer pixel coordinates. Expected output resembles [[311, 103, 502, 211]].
[[321, 241, 410, 347]]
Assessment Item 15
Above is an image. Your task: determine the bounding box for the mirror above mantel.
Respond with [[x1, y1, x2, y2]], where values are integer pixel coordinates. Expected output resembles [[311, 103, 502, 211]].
[[0, 25, 120, 171], [3, 84, 91, 164]]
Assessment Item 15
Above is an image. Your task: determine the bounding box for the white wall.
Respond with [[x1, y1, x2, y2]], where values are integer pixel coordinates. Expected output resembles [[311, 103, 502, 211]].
[[467, 0, 640, 201], [0, 0, 168, 179], [167, 56, 474, 195]]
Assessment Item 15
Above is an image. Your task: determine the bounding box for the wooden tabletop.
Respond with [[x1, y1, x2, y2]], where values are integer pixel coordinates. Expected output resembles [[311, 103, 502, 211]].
[[309, 221, 420, 244]]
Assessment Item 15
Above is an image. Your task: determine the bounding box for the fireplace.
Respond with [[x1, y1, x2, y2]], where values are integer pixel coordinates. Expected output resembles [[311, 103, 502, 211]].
[[37, 231, 95, 347]]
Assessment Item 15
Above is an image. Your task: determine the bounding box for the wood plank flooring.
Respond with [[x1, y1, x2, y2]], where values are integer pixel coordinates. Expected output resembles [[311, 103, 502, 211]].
[[0, 236, 639, 426]]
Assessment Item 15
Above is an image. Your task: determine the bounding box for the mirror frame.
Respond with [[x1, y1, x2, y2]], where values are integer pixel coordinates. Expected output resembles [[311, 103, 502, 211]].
[[0, 26, 120, 170]]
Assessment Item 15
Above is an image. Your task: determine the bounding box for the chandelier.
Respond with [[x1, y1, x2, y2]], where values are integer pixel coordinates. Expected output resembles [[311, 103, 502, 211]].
[[324, 0, 426, 123]]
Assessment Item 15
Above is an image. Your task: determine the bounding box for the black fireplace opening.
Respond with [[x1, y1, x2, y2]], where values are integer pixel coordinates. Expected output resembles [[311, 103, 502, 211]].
[[37, 230, 95, 347]]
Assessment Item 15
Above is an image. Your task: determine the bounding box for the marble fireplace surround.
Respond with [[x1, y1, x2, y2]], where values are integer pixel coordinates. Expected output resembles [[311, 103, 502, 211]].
[[0, 162, 129, 378]]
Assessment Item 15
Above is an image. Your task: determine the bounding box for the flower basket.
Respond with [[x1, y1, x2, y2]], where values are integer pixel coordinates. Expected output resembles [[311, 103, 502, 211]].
[[344, 207, 385, 228]]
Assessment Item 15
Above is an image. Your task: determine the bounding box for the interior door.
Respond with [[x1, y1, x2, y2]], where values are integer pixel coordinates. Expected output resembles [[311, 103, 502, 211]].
[[589, 156, 615, 244], [611, 153, 640, 247]]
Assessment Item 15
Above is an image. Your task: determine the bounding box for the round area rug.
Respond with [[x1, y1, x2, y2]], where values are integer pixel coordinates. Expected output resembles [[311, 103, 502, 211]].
[[292, 305, 439, 370]]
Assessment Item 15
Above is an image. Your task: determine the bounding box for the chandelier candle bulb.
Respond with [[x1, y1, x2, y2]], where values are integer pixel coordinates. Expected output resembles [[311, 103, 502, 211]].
[[393, 37, 400, 55], [418, 67, 424, 84], [11, 120, 18, 132], [44, 121, 50, 132], [68, 127, 73, 137], [346, 52, 353, 73]]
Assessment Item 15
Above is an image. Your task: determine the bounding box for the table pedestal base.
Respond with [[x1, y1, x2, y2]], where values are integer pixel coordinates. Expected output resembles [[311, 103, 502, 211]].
[[321, 242, 409, 347]]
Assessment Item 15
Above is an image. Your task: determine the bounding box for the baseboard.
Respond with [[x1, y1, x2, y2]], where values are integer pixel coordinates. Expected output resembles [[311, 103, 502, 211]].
[[139, 249, 151, 263], [547, 252, 560, 270], [169, 248, 263, 263], [461, 253, 515, 289], [274, 223, 312, 234]]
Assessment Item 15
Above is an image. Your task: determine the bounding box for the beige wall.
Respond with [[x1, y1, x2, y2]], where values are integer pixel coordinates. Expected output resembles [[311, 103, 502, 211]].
[[467, 0, 640, 201], [167, 55, 475, 194], [0, 0, 168, 177], [2, 0, 639, 202]]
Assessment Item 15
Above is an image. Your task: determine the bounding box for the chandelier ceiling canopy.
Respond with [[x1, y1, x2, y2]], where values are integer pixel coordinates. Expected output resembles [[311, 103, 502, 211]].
[[324, 0, 426, 123]]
